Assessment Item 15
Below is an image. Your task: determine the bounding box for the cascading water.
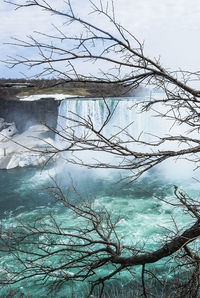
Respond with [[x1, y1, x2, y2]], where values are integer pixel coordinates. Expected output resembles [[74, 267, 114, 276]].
[[56, 95, 195, 147], [0, 95, 199, 297], [56, 96, 199, 181], [56, 97, 150, 142]]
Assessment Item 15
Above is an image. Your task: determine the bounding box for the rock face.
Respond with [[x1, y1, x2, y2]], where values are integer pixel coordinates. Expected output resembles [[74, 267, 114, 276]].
[[0, 98, 60, 133]]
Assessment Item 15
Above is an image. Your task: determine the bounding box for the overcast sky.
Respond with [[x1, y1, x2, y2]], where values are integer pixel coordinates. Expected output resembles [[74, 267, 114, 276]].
[[1, 0, 200, 79]]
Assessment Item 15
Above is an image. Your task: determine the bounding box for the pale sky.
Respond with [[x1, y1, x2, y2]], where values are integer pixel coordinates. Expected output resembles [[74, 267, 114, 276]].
[[1, 0, 200, 79]]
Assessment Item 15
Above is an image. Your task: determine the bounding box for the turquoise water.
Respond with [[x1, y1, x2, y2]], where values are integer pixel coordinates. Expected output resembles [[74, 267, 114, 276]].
[[0, 167, 54, 217], [0, 164, 199, 297]]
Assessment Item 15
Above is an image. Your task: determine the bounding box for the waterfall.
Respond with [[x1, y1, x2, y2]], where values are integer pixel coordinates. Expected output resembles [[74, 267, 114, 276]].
[[55, 95, 200, 181], [56, 95, 184, 150], [56, 97, 149, 143]]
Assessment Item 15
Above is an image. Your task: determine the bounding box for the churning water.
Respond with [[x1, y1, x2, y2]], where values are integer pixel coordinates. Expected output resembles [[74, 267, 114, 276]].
[[0, 96, 199, 297]]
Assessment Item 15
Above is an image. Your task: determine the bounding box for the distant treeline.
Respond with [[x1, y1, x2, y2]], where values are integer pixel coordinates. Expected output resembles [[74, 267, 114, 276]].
[[0, 78, 144, 100]]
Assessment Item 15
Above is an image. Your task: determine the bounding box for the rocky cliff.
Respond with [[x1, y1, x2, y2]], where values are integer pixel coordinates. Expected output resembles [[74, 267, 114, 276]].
[[0, 98, 60, 132]]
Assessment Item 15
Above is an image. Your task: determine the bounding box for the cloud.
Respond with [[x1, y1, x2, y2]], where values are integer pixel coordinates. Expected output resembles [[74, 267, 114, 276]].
[[0, 1, 67, 77], [1, 0, 200, 78], [113, 0, 200, 71]]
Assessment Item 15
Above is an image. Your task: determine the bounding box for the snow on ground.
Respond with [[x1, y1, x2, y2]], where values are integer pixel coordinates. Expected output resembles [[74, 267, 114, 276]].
[[19, 94, 82, 101]]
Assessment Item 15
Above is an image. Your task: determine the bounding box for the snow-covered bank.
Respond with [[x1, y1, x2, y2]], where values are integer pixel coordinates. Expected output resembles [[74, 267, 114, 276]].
[[19, 94, 82, 101], [0, 123, 55, 169]]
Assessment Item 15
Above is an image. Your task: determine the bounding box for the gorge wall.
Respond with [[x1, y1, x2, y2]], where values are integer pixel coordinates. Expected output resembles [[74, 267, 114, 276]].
[[0, 98, 60, 132]]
